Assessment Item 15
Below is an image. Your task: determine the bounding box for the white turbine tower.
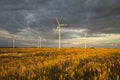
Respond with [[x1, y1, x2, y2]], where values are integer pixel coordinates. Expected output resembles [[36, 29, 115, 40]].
[[84, 32, 87, 49], [37, 36, 41, 48], [56, 17, 67, 48], [12, 35, 15, 48]]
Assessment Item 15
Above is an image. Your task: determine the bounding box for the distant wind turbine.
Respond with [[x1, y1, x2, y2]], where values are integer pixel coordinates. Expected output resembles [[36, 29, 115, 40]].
[[84, 32, 87, 49], [12, 34, 15, 48], [56, 17, 67, 48], [37, 36, 41, 48]]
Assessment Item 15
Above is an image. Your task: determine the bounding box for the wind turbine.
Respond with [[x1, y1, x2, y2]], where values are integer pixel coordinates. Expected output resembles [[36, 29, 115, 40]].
[[12, 34, 15, 48], [56, 17, 67, 48], [84, 32, 87, 49], [37, 36, 41, 48]]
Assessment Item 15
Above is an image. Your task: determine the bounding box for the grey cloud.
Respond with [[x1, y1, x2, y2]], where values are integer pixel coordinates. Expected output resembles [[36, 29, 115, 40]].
[[0, 0, 49, 11], [0, 0, 120, 47]]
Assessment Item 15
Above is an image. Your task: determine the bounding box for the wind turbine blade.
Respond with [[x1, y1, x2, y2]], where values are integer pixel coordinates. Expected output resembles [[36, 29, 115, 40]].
[[60, 24, 67, 26], [56, 17, 60, 25], [56, 28, 59, 32], [56, 26, 60, 32]]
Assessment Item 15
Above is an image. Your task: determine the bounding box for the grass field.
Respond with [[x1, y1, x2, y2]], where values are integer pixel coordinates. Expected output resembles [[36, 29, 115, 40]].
[[0, 48, 120, 80]]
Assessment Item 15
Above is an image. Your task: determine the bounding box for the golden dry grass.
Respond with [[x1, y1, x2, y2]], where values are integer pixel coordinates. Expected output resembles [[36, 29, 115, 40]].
[[0, 48, 120, 80]]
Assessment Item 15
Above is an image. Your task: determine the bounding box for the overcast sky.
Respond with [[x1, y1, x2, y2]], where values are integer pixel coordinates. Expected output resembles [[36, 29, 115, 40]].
[[0, 0, 120, 48]]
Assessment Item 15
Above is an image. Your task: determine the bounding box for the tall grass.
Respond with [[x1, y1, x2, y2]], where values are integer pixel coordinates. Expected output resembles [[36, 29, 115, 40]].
[[0, 48, 120, 80]]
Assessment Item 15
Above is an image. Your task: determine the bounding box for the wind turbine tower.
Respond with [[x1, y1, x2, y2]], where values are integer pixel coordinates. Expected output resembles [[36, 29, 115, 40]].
[[12, 35, 15, 48], [38, 36, 41, 48], [56, 17, 67, 48], [84, 32, 87, 49]]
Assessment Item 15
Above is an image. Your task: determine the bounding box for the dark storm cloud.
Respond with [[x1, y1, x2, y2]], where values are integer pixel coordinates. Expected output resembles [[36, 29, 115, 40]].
[[0, 0, 120, 47], [0, 0, 120, 32], [0, 0, 49, 11]]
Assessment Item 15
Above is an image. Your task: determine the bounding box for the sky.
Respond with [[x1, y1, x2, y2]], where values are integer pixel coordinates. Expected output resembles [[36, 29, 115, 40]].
[[0, 0, 120, 48]]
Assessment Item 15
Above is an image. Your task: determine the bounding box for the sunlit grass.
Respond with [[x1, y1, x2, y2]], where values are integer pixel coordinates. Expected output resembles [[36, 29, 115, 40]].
[[0, 48, 120, 80]]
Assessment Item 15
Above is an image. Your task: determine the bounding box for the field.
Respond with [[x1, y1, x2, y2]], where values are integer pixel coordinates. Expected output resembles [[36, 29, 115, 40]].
[[0, 48, 120, 80]]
